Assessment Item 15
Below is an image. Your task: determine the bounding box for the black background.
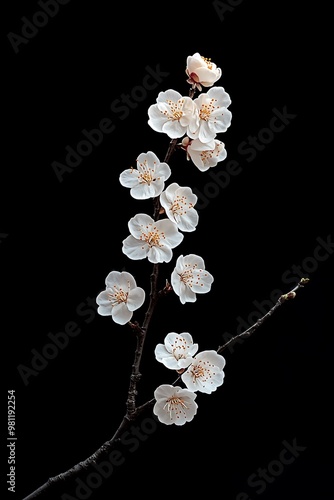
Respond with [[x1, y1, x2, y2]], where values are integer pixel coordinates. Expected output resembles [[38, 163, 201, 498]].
[[2, 1, 333, 499]]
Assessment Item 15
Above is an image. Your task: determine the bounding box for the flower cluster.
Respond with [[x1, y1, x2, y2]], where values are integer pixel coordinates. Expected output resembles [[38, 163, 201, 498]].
[[95, 52, 231, 427], [153, 332, 226, 425], [147, 53, 232, 172]]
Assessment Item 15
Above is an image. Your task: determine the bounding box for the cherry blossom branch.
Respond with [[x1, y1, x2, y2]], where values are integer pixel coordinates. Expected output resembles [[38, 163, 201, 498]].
[[126, 135, 180, 415], [125, 85, 197, 415], [21, 280, 309, 500], [21, 57, 302, 498]]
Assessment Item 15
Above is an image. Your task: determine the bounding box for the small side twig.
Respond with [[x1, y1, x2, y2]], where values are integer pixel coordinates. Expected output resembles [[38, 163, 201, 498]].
[[217, 278, 310, 354]]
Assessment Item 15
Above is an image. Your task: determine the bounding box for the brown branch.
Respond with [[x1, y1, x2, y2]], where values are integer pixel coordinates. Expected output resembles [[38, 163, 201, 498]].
[[216, 278, 310, 354]]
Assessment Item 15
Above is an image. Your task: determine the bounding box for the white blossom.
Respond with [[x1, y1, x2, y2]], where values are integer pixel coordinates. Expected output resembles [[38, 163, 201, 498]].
[[96, 271, 145, 325], [119, 151, 171, 200], [181, 350, 226, 394], [147, 89, 198, 139], [188, 87, 232, 143], [154, 332, 198, 370], [159, 182, 199, 232], [185, 138, 227, 171], [122, 213, 184, 264], [171, 254, 214, 304], [186, 53, 222, 91], [153, 384, 198, 426]]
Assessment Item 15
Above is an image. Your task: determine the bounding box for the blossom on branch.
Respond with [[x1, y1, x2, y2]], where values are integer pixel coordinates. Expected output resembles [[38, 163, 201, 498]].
[[153, 384, 198, 425], [171, 254, 214, 304], [183, 137, 227, 171], [147, 89, 198, 139], [119, 151, 171, 200], [154, 332, 198, 370], [186, 53, 222, 91], [188, 86, 232, 143], [96, 271, 145, 325], [181, 350, 226, 394], [159, 182, 199, 232], [122, 213, 184, 264]]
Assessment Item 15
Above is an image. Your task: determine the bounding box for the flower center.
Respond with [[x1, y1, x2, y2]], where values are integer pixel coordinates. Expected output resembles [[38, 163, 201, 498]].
[[179, 263, 208, 289], [164, 397, 188, 413], [164, 98, 185, 121], [107, 286, 128, 306], [172, 347, 187, 360], [170, 195, 189, 216], [137, 159, 157, 186], [200, 150, 214, 163], [191, 363, 205, 380], [199, 99, 217, 121], [201, 56, 213, 70], [139, 171, 154, 185], [179, 269, 194, 285], [140, 225, 165, 247]]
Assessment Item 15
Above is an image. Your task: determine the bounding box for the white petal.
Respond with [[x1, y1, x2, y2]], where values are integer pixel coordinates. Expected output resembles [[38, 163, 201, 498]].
[[196, 350, 226, 369], [162, 120, 187, 139], [119, 169, 140, 188], [171, 268, 182, 295], [122, 236, 148, 260], [157, 89, 183, 103], [128, 213, 154, 238], [97, 304, 112, 316], [148, 105, 167, 133], [173, 254, 185, 274], [96, 290, 110, 308], [157, 219, 184, 248], [153, 384, 175, 401], [127, 287, 145, 311], [155, 343, 171, 360], [111, 303, 132, 325], [105, 271, 136, 290], [190, 270, 214, 293], [177, 210, 199, 232], [198, 122, 216, 144], [207, 86, 231, 108], [180, 285, 197, 304], [148, 245, 173, 264], [184, 254, 206, 269], [156, 162, 171, 180], [130, 184, 154, 200], [159, 356, 183, 370]]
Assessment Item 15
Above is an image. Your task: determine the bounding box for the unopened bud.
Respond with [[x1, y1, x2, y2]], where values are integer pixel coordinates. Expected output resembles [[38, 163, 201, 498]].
[[181, 136, 191, 148], [280, 291, 296, 301]]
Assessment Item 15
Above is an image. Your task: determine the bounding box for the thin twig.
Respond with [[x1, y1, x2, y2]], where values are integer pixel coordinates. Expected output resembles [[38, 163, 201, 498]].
[[217, 278, 310, 354]]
